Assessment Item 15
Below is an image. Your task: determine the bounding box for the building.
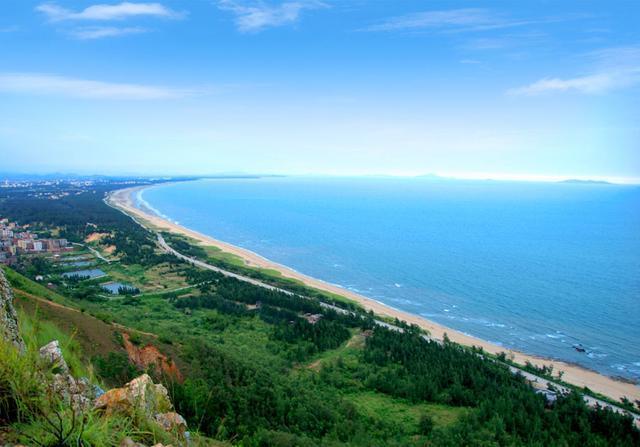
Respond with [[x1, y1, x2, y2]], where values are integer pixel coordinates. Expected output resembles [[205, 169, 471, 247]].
[[16, 239, 33, 251], [303, 313, 323, 324], [1, 217, 71, 262]]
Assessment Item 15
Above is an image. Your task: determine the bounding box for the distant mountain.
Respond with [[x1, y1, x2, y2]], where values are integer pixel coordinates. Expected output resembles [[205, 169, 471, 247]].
[[414, 173, 449, 181], [559, 179, 612, 185]]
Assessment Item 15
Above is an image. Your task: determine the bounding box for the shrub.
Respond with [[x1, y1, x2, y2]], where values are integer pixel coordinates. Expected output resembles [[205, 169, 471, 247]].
[[93, 352, 140, 387], [418, 414, 434, 435]]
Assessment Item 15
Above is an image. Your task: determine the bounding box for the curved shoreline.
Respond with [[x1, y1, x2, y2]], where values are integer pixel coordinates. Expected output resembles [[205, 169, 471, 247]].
[[107, 184, 640, 403]]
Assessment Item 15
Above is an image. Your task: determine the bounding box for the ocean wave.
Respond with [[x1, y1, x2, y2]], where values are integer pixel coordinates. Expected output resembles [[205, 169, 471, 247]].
[[545, 333, 564, 339], [136, 190, 178, 224], [609, 363, 640, 376]]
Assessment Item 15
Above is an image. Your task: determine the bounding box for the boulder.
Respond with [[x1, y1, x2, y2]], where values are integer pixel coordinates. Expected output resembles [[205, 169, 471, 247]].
[[39, 340, 70, 374], [0, 268, 25, 352], [118, 441, 174, 447], [154, 412, 188, 436], [96, 375, 188, 439], [120, 437, 148, 447], [39, 340, 98, 411], [94, 374, 173, 417]]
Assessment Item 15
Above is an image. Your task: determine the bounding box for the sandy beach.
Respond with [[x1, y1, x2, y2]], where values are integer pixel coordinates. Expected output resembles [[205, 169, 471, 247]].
[[107, 185, 640, 403]]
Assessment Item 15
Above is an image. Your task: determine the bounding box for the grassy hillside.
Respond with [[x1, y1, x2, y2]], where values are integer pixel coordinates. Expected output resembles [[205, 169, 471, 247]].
[[0, 296, 226, 446]]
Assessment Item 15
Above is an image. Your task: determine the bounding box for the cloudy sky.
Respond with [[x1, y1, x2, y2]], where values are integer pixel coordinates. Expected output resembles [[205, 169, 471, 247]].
[[0, 1, 639, 181]]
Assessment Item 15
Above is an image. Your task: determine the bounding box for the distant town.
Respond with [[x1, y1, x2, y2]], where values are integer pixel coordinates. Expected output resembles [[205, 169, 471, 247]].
[[0, 217, 70, 265]]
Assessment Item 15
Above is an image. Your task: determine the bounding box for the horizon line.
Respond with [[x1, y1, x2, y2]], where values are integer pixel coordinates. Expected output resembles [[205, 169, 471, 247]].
[[2, 170, 640, 185]]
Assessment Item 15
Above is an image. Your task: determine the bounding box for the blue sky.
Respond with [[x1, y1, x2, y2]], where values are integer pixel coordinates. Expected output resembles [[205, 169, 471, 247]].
[[0, 1, 639, 181]]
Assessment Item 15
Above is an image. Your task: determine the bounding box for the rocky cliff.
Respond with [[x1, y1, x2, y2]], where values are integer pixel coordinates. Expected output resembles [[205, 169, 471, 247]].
[[0, 268, 25, 352]]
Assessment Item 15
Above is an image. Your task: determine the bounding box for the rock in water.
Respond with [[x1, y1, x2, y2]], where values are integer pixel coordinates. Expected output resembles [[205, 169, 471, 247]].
[[0, 268, 25, 352]]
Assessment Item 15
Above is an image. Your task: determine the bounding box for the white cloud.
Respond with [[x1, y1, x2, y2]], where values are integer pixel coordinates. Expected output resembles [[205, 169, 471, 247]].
[[0, 73, 190, 100], [218, 0, 326, 33], [509, 45, 640, 95], [36, 2, 183, 22], [68, 26, 147, 39], [362, 8, 536, 33], [507, 74, 617, 95]]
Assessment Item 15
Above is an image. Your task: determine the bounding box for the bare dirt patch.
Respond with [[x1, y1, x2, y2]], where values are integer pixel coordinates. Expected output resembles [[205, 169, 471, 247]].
[[121, 333, 182, 382], [85, 232, 109, 243]]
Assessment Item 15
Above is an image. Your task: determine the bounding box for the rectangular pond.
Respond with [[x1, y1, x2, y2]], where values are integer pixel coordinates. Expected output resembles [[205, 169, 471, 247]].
[[101, 282, 138, 295], [62, 269, 106, 279], [61, 261, 95, 267]]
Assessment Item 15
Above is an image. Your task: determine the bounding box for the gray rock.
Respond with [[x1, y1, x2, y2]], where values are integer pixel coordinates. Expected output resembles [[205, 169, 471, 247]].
[[154, 412, 188, 436], [39, 340, 70, 374], [120, 438, 147, 447], [39, 340, 97, 411], [0, 268, 25, 352]]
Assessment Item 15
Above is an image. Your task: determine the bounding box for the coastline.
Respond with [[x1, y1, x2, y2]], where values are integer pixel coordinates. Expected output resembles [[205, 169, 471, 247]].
[[107, 184, 640, 403]]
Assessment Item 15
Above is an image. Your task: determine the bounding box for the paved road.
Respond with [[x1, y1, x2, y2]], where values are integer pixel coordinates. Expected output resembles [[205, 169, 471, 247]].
[[156, 232, 640, 425], [157, 234, 300, 295], [509, 366, 640, 427], [72, 242, 111, 263]]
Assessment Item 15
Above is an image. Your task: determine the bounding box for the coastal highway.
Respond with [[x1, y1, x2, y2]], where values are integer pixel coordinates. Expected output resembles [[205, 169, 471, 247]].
[[510, 366, 640, 427], [157, 234, 304, 295], [157, 233, 396, 325], [156, 232, 640, 426]]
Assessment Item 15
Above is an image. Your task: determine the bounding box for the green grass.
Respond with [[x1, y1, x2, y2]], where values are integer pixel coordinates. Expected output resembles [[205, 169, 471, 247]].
[[203, 245, 246, 267], [2, 265, 71, 306], [301, 329, 364, 372], [18, 308, 93, 380], [102, 262, 188, 293], [345, 391, 470, 433]]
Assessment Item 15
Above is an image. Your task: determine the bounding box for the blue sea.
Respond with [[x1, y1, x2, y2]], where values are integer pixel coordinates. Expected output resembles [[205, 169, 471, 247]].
[[139, 177, 640, 381]]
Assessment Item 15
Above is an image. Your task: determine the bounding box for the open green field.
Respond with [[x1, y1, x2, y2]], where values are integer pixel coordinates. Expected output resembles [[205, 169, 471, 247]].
[[346, 391, 470, 431], [102, 262, 189, 293]]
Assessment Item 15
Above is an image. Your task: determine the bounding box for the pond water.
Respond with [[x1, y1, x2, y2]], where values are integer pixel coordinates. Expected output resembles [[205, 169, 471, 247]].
[[62, 269, 105, 279]]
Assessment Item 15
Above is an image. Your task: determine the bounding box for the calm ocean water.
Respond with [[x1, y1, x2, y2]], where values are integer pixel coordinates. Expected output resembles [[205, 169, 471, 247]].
[[139, 177, 640, 381]]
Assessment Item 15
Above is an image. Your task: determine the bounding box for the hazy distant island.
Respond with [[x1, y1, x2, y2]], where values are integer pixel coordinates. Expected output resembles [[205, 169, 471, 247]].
[[559, 179, 613, 185]]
